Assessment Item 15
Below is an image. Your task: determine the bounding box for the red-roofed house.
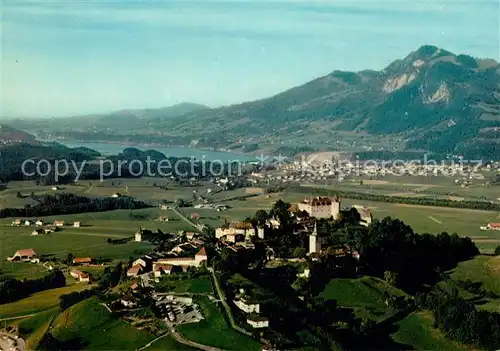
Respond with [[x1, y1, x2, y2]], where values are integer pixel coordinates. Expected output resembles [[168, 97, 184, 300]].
[[191, 213, 201, 220], [73, 257, 92, 265], [127, 264, 143, 277], [70, 269, 90, 282], [7, 248, 36, 261], [487, 223, 500, 231], [53, 220, 65, 227]]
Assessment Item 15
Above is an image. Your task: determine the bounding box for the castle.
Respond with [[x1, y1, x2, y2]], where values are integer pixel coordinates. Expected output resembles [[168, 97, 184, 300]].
[[298, 196, 341, 220]]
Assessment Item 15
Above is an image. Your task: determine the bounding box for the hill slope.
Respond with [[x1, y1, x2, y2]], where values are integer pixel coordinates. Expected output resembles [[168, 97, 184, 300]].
[[0, 124, 37, 145], [160, 45, 499, 157]]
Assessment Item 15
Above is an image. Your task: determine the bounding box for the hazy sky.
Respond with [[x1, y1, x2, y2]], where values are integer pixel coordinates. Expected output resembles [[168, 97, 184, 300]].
[[2, 0, 499, 118]]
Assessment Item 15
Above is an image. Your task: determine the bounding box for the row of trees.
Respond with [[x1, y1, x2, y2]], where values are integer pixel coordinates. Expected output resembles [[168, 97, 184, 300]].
[[0, 193, 150, 218], [0, 270, 66, 304]]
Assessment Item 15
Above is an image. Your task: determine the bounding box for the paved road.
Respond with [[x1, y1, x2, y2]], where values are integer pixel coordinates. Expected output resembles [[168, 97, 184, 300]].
[[171, 207, 205, 234], [167, 325, 223, 351], [210, 270, 252, 337]]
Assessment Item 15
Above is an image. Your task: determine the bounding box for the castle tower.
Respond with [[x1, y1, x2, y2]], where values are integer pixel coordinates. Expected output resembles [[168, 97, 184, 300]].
[[135, 227, 142, 242], [331, 197, 341, 220], [309, 222, 321, 254]]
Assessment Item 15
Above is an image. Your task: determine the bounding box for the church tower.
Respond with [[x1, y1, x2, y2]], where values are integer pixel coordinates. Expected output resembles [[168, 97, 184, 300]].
[[135, 227, 142, 242], [309, 222, 321, 254]]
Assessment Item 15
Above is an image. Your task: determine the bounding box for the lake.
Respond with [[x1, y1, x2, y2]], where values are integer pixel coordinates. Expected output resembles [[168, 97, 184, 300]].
[[57, 140, 254, 162]]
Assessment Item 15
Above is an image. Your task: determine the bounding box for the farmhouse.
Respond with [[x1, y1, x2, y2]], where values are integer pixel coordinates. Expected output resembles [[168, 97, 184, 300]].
[[73, 257, 92, 265], [43, 225, 58, 234], [7, 248, 37, 261], [24, 220, 33, 226], [111, 193, 121, 198], [12, 219, 22, 226], [127, 264, 143, 277], [160, 204, 169, 210], [246, 314, 269, 329], [297, 196, 341, 220], [487, 223, 500, 231], [73, 221, 81, 228], [191, 213, 201, 220], [70, 269, 90, 282], [53, 220, 65, 227], [35, 220, 45, 226], [31, 229, 43, 236], [157, 216, 169, 222]]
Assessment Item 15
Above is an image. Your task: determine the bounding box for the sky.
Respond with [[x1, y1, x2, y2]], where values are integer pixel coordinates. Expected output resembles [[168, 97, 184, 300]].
[[1, 0, 499, 118]]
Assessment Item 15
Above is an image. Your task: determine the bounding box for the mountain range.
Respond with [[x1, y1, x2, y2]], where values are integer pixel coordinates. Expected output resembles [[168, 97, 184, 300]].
[[5, 45, 500, 158]]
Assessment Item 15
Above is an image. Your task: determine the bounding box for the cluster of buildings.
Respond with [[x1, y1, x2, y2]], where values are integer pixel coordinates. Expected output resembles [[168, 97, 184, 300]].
[[127, 246, 208, 278], [480, 222, 500, 231], [233, 289, 269, 329], [11, 219, 81, 236]]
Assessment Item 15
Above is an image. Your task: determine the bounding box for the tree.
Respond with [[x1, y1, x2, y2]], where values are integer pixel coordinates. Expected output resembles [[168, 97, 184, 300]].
[[16, 191, 22, 198], [384, 270, 398, 286], [175, 198, 186, 207], [253, 210, 269, 227], [495, 245, 500, 256], [66, 253, 74, 265]]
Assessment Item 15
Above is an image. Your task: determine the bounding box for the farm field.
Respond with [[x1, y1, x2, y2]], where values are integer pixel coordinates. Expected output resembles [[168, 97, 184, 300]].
[[0, 283, 95, 318], [392, 311, 471, 351], [319, 276, 408, 322], [177, 296, 261, 351], [305, 176, 500, 202], [0, 205, 206, 278]]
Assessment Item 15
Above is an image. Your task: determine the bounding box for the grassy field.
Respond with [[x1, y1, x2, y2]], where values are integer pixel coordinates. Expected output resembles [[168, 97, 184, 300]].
[[17, 308, 59, 350], [443, 255, 500, 313], [319, 276, 408, 322], [177, 296, 261, 351], [156, 276, 214, 294], [392, 311, 471, 351], [0, 283, 95, 318], [51, 297, 157, 350]]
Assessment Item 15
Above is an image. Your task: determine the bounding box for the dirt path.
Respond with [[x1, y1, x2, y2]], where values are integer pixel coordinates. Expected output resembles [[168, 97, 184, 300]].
[[84, 186, 93, 194], [428, 216, 443, 224], [0, 314, 36, 322]]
